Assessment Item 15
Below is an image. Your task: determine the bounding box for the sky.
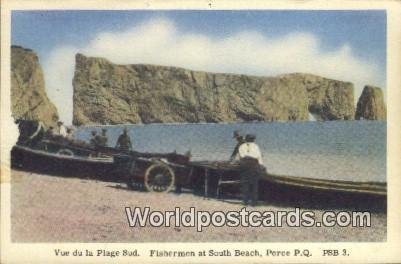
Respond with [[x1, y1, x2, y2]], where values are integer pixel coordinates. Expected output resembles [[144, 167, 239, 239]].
[[11, 10, 386, 124]]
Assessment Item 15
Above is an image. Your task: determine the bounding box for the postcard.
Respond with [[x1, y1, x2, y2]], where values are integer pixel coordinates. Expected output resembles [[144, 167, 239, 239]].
[[1, 0, 401, 263]]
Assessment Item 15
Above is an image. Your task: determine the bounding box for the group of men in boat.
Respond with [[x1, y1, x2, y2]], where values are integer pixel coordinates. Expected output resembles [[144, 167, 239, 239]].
[[45, 121, 74, 140], [15, 119, 72, 145], [230, 130, 265, 206], [16, 118, 133, 153], [89, 127, 133, 152]]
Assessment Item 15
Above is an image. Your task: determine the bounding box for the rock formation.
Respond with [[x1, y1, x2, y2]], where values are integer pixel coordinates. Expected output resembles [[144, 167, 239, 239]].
[[355, 85, 386, 120], [73, 53, 355, 125], [11, 45, 59, 127]]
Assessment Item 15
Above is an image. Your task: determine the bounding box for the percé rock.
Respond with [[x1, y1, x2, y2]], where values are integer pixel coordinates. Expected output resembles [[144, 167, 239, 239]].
[[73, 53, 355, 125], [11, 46, 59, 127], [355, 85, 386, 120]]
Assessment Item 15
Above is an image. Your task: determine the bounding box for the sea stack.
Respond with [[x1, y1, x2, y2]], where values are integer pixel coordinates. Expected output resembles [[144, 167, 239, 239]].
[[11, 45, 59, 127], [72, 53, 355, 125], [355, 85, 386, 120]]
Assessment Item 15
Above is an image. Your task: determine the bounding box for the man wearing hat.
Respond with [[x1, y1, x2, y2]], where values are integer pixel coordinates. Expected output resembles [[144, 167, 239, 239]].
[[89, 130, 99, 146], [230, 130, 245, 161], [97, 128, 108, 147], [66, 128, 75, 141], [57, 121, 67, 137], [115, 127, 133, 152], [235, 134, 264, 206]]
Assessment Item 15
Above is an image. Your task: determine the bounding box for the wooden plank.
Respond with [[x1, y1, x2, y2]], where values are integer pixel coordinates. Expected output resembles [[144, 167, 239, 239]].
[[14, 145, 114, 164]]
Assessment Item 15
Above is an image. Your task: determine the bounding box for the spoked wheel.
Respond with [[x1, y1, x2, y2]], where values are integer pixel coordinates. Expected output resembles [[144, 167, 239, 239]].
[[144, 163, 175, 193]]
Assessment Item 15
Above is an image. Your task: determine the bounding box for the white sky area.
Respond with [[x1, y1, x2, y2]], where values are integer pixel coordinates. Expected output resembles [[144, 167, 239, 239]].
[[43, 18, 383, 125]]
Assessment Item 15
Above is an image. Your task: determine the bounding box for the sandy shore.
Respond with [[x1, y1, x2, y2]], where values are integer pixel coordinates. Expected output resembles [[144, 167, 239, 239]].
[[11, 169, 386, 242]]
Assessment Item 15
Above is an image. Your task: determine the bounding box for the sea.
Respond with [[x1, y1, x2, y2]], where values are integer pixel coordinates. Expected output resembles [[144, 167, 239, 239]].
[[74, 121, 386, 183]]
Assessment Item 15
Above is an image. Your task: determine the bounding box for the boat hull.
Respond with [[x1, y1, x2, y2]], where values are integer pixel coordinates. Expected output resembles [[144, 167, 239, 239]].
[[189, 160, 386, 210], [11, 145, 120, 181]]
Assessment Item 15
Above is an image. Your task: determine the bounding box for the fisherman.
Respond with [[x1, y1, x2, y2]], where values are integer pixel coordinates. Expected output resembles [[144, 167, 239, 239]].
[[66, 128, 74, 141], [57, 121, 67, 137], [44, 126, 56, 139], [235, 134, 264, 206], [89, 130, 98, 146], [230, 130, 245, 161], [115, 128, 133, 152], [97, 128, 108, 147]]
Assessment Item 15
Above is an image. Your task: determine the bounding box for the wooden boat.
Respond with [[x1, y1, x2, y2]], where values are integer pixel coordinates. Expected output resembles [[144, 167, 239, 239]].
[[11, 143, 116, 179], [11, 139, 189, 183], [192, 160, 386, 195], [187, 160, 386, 210]]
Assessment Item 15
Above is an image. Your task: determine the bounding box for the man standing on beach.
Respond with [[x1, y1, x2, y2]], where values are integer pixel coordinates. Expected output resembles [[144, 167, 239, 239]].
[[236, 134, 264, 206]]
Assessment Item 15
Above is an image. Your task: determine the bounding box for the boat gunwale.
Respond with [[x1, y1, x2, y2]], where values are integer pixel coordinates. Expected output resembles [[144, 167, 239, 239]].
[[13, 145, 114, 164]]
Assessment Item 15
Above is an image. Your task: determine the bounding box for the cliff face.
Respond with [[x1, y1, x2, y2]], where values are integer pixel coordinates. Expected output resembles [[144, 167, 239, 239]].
[[355, 85, 386, 120], [11, 46, 59, 127], [73, 53, 355, 125]]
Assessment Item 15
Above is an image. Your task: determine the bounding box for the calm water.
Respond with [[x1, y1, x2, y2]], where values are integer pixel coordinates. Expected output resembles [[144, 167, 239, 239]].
[[74, 121, 386, 183]]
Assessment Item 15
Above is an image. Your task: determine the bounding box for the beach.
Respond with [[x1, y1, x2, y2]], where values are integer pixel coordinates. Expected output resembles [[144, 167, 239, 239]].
[[11, 169, 386, 242]]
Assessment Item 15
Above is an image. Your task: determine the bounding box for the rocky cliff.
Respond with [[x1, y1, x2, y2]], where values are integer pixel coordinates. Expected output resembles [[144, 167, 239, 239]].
[[73, 53, 355, 125], [11, 46, 59, 127], [355, 85, 386, 120]]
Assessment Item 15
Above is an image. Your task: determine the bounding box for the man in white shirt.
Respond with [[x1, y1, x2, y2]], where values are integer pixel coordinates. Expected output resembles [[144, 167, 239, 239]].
[[236, 134, 263, 165], [57, 121, 67, 137], [235, 134, 264, 206]]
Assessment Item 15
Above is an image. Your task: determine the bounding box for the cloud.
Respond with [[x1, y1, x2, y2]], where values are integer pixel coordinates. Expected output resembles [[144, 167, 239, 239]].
[[43, 17, 383, 124]]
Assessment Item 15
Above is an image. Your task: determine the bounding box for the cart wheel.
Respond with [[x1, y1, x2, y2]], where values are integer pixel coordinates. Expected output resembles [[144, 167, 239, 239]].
[[144, 163, 175, 193]]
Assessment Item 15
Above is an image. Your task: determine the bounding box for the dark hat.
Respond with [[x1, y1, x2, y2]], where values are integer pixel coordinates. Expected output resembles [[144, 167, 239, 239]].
[[57, 121, 63, 125], [245, 134, 256, 142], [91, 130, 97, 135], [102, 128, 107, 132], [233, 130, 241, 138]]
